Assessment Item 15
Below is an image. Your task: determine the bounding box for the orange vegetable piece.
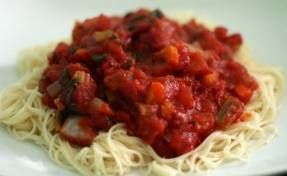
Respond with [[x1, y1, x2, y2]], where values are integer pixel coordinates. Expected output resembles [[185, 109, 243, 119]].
[[147, 81, 165, 104], [235, 84, 252, 103], [202, 72, 218, 86], [160, 100, 175, 120], [156, 45, 180, 66]]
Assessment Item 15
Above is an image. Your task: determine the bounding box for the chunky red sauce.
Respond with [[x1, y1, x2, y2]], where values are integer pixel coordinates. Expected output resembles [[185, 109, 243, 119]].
[[39, 9, 258, 158]]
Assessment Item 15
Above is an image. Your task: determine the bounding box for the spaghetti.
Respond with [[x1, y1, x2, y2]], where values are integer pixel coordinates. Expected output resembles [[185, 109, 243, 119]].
[[0, 12, 283, 176]]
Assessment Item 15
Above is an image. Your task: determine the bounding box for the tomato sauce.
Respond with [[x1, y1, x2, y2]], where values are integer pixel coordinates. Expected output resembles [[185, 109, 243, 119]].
[[39, 9, 258, 157]]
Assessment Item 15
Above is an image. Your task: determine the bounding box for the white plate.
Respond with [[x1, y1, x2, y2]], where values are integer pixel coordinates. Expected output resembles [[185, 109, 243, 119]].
[[0, 0, 286, 175]]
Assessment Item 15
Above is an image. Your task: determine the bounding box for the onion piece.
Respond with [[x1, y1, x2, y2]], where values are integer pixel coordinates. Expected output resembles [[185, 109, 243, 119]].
[[93, 30, 116, 43], [46, 80, 62, 97], [217, 97, 233, 122], [46, 68, 71, 97], [60, 116, 95, 146]]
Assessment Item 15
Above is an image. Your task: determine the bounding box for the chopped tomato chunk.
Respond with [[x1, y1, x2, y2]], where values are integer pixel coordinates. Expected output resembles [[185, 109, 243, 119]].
[[136, 116, 166, 144], [235, 84, 253, 103], [192, 112, 215, 134], [70, 48, 91, 62], [214, 27, 228, 41], [146, 81, 166, 104], [177, 82, 193, 108], [170, 130, 201, 155], [225, 34, 243, 52], [188, 52, 210, 75], [88, 98, 113, 116]]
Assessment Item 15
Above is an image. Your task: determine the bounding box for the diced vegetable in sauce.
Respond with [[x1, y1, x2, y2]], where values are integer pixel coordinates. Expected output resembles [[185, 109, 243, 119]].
[[92, 54, 108, 63], [93, 30, 117, 43]]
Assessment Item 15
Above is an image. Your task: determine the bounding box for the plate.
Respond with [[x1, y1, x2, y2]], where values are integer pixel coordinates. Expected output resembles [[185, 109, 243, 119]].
[[0, 0, 286, 175]]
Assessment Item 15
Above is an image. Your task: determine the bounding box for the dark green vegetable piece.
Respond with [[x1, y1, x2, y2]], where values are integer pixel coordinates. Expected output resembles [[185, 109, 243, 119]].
[[150, 9, 164, 18], [61, 79, 77, 104], [59, 68, 70, 84], [92, 54, 108, 63]]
